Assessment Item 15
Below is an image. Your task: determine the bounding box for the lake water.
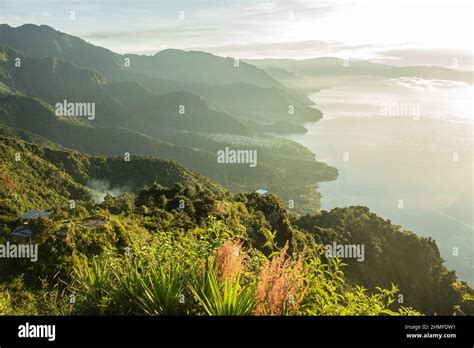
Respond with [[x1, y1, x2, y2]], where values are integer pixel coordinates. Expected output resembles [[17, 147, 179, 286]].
[[284, 79, 473, 284]]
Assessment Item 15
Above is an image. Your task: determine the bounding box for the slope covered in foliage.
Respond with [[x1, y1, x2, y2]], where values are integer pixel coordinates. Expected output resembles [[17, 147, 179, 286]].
[[0, 136, 219, 223], [0, 137, 471, 316]]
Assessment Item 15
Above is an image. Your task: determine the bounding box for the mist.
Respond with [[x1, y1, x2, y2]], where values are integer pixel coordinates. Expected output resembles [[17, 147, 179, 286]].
[[87, 178, 132, 203]]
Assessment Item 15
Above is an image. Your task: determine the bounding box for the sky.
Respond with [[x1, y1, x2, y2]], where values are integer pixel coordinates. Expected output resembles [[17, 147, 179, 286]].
[[1, 0, 473, 68]]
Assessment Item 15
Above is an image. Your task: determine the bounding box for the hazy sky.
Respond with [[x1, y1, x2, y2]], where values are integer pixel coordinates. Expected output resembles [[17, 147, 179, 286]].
[[1, 0, 473, 68]]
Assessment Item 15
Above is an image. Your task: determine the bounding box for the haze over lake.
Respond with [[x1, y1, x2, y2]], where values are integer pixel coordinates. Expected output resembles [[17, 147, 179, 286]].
[[285, 80, 473, 284]]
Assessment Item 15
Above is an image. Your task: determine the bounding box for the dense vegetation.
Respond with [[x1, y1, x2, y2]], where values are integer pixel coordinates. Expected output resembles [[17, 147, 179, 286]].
[[0, 23, 472, 317], [0, 136, 472, 316]]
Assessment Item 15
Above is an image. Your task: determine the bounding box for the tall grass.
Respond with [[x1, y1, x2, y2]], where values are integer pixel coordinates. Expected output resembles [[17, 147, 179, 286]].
[[71, 252, 187, 315], [70, 257, 114, 314], [68, 240, 419, 316], [112, 258, 186, 315], [190, 258, 255, 315]]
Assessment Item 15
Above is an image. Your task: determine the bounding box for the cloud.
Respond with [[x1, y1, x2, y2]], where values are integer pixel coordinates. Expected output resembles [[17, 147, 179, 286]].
[[192, 40, 392, 59], [85, 26, 218, 40], [373, 48, 474, 70], [245, 2, 277, 11], [236, 0, 343, 20], [391, 77, 469, 90], [2, 0, 471, 66]]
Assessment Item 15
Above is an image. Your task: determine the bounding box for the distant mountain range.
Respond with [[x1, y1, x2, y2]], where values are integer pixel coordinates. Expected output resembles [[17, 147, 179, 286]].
[[0, 24, 338, 213], [1, 23, 470, 214], [247, 56, 473, 82], [246, 56, 472, 94], [0, 24, 321, 129]]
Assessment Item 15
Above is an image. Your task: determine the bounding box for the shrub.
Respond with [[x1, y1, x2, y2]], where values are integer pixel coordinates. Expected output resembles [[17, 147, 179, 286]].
[[254, 244, 306, 315]]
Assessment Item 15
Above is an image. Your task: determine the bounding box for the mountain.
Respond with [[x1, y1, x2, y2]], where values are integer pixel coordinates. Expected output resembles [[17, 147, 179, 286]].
[[246, 58, 473, 97], [0, 23, 123, 79], [0, 24, 320, 132], [0, 25, 340, 214], [0, 123, 66, 149], [137, 79, 322, 127], [0, 45, 251, 135], [247, 57, 473, 82], [0, 94, 218, 173], [0, 24, 279, 87], [125, 49, 281, 87], [109, 86, 251, 136], [0, 93, 335, 213]]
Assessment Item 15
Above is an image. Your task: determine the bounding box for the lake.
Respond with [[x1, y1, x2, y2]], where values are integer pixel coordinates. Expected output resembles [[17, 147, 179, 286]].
[[284, 79, 473, 285]]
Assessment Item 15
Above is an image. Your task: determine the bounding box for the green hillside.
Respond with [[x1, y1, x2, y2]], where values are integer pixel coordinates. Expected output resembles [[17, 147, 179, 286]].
[[0, 136, 218, 222], [0, 94, 334, 213], [0, 136, 471, 316]]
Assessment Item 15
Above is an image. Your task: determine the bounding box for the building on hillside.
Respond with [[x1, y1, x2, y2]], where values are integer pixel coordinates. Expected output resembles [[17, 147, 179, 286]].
[[9, 209, 53, 240], [10, 226, 33, 239], [19, 209, 52, 222]]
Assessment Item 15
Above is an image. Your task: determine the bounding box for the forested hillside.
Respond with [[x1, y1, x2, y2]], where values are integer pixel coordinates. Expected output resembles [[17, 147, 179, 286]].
[[0, 136, 472, 315]]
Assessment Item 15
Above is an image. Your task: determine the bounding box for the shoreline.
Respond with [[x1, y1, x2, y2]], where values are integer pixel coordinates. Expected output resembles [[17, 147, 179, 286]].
[[280, 113, 474, 286]]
